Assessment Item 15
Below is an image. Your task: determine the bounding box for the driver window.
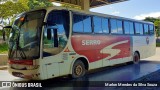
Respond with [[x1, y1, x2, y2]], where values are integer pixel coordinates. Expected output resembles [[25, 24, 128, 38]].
[[43, 10, 69, 57]]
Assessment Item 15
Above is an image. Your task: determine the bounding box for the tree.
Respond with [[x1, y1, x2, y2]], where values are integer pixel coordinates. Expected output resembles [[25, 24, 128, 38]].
[[28, 0, 53, 10], [154, 19, 160, 37], [0, 0, 29, 25], [144, 17, 157, 23], [0, 0, 29, 40], [144, 17, 160, 37], [61, 3, 81, 10]]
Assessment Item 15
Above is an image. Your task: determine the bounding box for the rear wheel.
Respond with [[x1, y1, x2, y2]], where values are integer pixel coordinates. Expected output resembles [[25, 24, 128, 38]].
[[72, 60, 86, 78], [133, 52, 140, 64]]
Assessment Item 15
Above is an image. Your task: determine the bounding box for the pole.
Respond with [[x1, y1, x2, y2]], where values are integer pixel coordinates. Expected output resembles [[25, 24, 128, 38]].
[[81, 0, 90, 11]]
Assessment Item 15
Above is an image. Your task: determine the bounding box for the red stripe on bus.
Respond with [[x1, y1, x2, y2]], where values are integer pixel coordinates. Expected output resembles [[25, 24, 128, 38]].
[[9, 60, 33, 65], [71, 35, 131, 62]]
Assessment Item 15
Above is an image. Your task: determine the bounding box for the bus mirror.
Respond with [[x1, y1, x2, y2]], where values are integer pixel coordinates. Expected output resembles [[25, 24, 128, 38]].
[[2, 30, 6, 41], [43, 22, 47, 26], [4, 26, 12, 28], [2, 26, 12, 41], [53, 29, 58, 47], [47, 29, 51, 40]]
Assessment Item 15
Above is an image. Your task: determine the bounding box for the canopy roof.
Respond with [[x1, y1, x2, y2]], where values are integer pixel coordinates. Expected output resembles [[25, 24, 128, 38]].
[[49, 0, 128, 8], [90, 0, 128, 7]]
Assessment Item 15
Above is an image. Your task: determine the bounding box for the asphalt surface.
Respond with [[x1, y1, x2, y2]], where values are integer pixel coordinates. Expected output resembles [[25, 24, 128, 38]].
[[0, 48, 159, 90], [0, 60, 160, 90]]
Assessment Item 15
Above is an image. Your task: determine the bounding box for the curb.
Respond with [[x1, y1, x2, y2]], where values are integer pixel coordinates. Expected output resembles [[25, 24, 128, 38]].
[[0, 54, 8, 66], [0, 65, 7, 70]]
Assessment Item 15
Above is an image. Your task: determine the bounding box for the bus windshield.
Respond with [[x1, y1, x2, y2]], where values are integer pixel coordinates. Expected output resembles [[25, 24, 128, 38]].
[[8, 10, 46, 60]]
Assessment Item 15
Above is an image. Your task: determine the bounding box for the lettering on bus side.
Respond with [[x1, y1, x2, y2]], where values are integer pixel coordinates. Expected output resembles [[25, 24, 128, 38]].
[[82, 40, 101, 45]]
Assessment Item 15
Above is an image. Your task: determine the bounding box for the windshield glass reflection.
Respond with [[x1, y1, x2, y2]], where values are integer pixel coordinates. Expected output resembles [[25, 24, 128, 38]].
[[8, 10, 46, 60]]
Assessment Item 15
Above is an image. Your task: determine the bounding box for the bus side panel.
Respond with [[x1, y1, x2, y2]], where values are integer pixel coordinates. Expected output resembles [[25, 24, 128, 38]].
[[71, 34, 131, 69], [132, 35, 156, 59]]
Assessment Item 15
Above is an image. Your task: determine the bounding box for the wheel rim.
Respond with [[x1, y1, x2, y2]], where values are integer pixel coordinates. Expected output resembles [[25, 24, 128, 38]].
[[75, 65, 83, 76]]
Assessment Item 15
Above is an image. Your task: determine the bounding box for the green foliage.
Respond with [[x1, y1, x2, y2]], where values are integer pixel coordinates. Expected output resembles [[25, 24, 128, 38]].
[[156, 43, 160, 47], [0, 30, 2, 36], [144, 17, 157, 23], [15, 0, 29, 13], [0, 1, 14, 18], [28, 0, 53, 10], [144, 17, 160, 37], [0, 43, 8, 54], [0, 0, 29, 19], [62, 3, 81, 10], [154, 20, 160, 37]]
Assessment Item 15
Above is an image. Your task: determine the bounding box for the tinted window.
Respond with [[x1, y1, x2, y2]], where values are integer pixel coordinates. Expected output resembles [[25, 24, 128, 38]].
[[117, 20, 123, 34], [110, 19, 117, 34], [73, 14, 83, 32], [144, 24, 149, 34], [135, 23, 140, 34], [93, 16, 102, 33], [124, 21, 130, 34], [149, 25, 154, 35], [129, 22, 134, 34], [139, 23, 143, 35], [44, 10, 69, 56], [102, 18, 109, 33], [83, 16, 92, 33]]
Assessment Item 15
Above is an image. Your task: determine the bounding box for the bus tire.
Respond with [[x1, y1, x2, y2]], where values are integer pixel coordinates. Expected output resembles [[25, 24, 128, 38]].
[[133, 52, 140, 64], [72, 60, 86, 78]]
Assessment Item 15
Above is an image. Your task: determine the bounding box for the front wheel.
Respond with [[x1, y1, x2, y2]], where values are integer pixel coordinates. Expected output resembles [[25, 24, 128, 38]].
[[72, 60, 86, 78], [133, 52, 140, 64]]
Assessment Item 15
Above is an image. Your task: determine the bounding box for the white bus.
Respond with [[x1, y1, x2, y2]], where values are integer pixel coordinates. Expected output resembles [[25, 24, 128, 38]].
[[7, 7, 156, 80]]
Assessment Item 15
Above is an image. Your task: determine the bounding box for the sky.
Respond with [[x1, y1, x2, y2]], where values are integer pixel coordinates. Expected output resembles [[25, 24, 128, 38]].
[[90, 0, 160, 20]]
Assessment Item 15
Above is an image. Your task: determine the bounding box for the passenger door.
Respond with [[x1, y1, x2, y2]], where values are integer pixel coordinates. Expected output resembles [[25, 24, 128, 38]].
[[42, 10, 70, 78]]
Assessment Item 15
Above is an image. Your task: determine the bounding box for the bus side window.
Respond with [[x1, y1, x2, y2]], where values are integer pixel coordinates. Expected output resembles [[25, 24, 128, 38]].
[[149, 25, 154, 35], [135, 23, 140, 35], [139, 23, 143, 35], [129, 22, 134, 34], [124, 21, 130, 34], [93, 16, 102, 33], [117, 20, 123, 34], [124, 21, 134, 35], [135, 23, 143, 35], [102, 18, 109, 34], [110, 19, 118, 34], [73, 14, 83, 33], [83, 15, 92, 33], [144, 24, 149, 35]]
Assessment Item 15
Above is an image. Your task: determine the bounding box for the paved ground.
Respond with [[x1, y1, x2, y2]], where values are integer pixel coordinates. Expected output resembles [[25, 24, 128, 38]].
[[0, 48, 159, 90], [143, 48, 160, 61], [0, 54, 7, 66]]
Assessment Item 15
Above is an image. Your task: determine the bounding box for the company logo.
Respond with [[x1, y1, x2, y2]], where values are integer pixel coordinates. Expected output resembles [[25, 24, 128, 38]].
[[100, 40, 129, 60], [146, 37, 149, 44], [82, 40, 101, 45]]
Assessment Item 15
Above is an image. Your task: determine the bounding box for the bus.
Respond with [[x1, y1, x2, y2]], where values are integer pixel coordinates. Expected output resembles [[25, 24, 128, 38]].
[[7, 6, 156, 80]]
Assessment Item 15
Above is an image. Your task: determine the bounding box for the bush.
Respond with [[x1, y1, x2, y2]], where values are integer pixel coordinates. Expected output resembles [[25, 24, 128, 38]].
[[156, 42, 160, 47], [0, 30, 2, 36], [157, 43, 160, 47], [0, 43, 8, 54]]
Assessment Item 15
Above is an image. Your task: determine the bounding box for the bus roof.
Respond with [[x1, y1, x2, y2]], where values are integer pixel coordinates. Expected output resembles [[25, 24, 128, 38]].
[[30, 6, 154, 25]]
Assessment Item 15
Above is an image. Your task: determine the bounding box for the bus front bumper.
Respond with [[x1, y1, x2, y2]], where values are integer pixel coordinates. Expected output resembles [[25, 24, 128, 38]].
[[8, 67, 40, 80]]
